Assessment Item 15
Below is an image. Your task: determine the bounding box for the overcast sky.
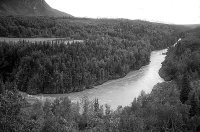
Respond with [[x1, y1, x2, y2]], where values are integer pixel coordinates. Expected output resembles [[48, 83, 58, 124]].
[[46, 0, 200, 24]]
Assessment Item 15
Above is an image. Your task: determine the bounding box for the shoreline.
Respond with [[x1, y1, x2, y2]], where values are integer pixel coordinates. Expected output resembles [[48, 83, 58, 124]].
[[23, 48, 168, 108]]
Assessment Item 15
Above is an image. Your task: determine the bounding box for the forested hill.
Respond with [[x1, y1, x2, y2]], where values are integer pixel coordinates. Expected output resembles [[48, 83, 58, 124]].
[[0, 0, 72, 17], [0, 16, 185, 94], [2, 15, 200, 132], [159, 27, 200, 100], [2, 29, 200, 131], [159, 28, 200, 82], [1, 29, 200, 132], [0, 16, 183, 49]]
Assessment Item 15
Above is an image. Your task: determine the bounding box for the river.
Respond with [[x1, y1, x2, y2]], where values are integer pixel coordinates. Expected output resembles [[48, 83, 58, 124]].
[[36, 48, 167, 109]]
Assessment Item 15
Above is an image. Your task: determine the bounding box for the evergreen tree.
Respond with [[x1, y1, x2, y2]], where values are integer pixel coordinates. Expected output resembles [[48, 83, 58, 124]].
[[94, 98, 99, 112], [189, 92, 199, 117], [180, 75, 191, 103]]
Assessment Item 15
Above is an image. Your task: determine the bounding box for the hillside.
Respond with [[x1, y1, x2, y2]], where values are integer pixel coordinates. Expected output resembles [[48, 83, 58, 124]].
[[0, 16, 184, 94], [0, 16, 184, 49], [0, 0, 72, 17]]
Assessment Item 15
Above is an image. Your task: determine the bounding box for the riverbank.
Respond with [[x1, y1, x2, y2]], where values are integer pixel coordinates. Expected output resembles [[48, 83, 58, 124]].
[[24, 49, 167, 109]]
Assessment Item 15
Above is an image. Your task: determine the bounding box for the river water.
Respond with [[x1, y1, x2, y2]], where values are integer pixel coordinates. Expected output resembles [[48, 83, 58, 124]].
[[39, 49, 167, 109]]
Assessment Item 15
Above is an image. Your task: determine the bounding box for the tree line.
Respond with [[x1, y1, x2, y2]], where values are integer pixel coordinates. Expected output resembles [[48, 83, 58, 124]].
[[0, 16, 181, 94], [1, 71, 200, 131], [0, 16, 180, 49], [158, 28, 200, 131], [0, 37, 152, 94], [1, 16, 198, 131]]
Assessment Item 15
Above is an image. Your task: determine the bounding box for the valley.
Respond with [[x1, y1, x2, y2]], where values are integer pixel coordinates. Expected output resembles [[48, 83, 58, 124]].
[[1, 0, 200, 131]]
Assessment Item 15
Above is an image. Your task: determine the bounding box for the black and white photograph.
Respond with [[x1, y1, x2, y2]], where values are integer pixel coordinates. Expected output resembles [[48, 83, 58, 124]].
[[0, 0, 200, 131]]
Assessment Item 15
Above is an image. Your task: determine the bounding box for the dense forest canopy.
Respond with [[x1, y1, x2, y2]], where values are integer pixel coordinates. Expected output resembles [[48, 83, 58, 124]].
[[0, 37, 152, 94], [1, 62, 200, 131], [159, 29, 200, 83], [1, 15, 200, 131], [156, 28, 200, 130], [0, 16, 182, 49], [0, 16, 183, 94]]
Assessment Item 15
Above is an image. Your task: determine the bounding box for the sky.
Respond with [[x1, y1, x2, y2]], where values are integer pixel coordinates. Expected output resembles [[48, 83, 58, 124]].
[[46, 0, 200, 24]]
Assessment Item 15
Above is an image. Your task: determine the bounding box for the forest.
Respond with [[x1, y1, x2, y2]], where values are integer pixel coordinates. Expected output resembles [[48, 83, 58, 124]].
[[0, 38, 152, 94], [0, 16, 181, 49], [1, 33, 200, 131], [1, 16, 200, 131], [0, 16, 180, 94]]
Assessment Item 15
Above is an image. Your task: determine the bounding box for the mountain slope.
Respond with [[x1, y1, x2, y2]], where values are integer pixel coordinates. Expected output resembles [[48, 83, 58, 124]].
[[0, 0, 72, 17]]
